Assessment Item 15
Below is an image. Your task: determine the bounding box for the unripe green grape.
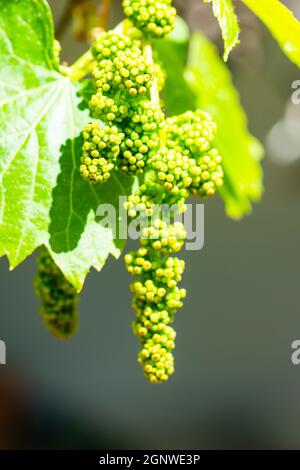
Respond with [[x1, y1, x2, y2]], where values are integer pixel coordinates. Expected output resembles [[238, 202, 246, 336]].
[[80, 122, 124, 184], [34, 248, 78, 339], [122, 0, 176, 38]]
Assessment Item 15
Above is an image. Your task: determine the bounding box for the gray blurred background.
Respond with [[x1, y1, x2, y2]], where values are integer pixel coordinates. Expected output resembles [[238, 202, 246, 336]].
[[1, 0, 300, 450]]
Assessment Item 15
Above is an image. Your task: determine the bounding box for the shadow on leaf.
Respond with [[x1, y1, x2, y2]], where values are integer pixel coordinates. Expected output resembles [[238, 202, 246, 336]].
[[49, 135, 134, 254], [77, 79, 96, 112]]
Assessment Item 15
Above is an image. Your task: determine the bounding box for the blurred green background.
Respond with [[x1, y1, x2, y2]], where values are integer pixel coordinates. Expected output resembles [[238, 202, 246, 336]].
[[1, 0, 300, 450]]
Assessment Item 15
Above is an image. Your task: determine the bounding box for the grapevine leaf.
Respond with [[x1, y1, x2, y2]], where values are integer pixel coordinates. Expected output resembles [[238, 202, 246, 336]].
[[204, 0, 240, 60], [185, 32, 263, 218], [0, 0, 134, 291], [0, 0, 58, 73], [242, 0, 300, 68]]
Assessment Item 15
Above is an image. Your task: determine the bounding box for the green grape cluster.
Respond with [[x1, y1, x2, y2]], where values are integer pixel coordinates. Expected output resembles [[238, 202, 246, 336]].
[[119, 102, 164, 174], [149, 145, 223, 197], [92, 50, 153, 98], [124, 108, 224, 382], [34, 248, 78, 340], [75, 6, 225, 384], [80, 122, 124, 183], [149, 147, 201, 192], [89, 94, 131, 123], [140, 219, 186, 253], [91, 31, 137, 60], [125, 220, 186, 383], [122, 0, 176, 38], [124, 181, 187, 218], [91, 32, 153, 109], [163, 110, 224, 197], [81, 31, 163, 181]]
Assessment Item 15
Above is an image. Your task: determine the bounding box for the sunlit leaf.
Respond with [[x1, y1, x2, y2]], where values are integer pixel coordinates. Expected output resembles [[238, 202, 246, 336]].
[[242, 0, 300, 68], [185, 32, 264, 218], [0, 0, 134, 290], [204, 0, 240, 60]]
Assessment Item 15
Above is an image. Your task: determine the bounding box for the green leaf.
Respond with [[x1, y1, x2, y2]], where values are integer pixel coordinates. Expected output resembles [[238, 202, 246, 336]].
[[204, 0, 240, 60], [0, 0, 134, 290], [242, 0, 300, 68], [0, 0, 58, 72], [154, 17, 196, 115], [185, 32, 263, 218]]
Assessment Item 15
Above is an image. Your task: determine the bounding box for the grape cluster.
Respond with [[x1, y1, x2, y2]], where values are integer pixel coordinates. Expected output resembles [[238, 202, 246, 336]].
[[34, 248, 78, 339], [80, 122, 124, 183], [92, 50, 153, 98], [81, 31, 163, 181], [91, 31, 136, 60], [124, 108, 224, 382], [119, 102, 164, 174], [125, 220, 186, 383], [76, 11, 225, 383], [163, 110, 224, 197], [90, 32, 154, 122], [89, 94, 131, 124], [124, 182, 187, 219], [123, 0, 176, 38]]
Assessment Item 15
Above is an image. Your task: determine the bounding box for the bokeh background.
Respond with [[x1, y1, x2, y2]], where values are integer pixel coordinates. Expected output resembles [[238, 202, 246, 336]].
[[1, 0, 300, 450]]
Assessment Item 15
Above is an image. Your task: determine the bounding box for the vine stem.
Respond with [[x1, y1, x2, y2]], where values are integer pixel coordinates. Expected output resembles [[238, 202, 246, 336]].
[[68, 49, 96, 80], [68, 19, 126, 80], [143, 41, 160, 107], [67, 17, 160, 105]]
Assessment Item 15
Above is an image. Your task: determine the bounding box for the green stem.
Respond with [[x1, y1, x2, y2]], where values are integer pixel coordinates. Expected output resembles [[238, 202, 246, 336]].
[[143, 41, 160, 107], [68, 19, 128, 81], [68, 49, 96, 81]]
